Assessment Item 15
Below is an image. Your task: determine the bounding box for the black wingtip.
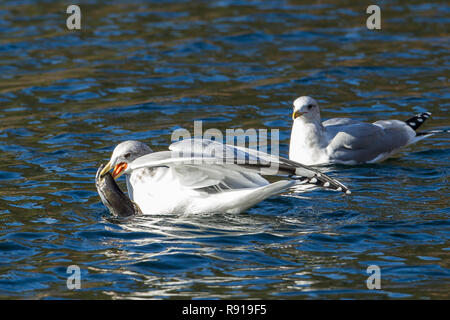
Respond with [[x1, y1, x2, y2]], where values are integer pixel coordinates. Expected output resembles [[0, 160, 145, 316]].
[[276, 156, 351, 194], [294, 175, 351, 194], [405, 112, 431, 131]]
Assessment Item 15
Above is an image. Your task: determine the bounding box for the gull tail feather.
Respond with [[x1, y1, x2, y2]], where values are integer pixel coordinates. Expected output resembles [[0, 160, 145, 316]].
[[416, 129, 450, 136], [411, 128, 450, 144]]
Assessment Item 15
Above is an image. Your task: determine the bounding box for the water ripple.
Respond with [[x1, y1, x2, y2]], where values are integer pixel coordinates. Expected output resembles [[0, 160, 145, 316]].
[[0, 0, 448, 299]]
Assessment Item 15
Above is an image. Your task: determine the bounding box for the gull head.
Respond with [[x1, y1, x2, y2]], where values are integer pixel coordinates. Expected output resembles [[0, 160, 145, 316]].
[[100, 140, 152, 179], [292, 96, 321, 123]]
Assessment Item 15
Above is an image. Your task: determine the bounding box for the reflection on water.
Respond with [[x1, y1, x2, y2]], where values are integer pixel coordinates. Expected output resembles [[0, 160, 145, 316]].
[[0, 0, 449, 299]]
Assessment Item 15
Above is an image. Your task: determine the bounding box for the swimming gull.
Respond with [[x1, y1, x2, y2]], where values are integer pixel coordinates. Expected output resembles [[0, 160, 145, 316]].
[[289, 96, 443, 165], [98, 138, 350, 215]]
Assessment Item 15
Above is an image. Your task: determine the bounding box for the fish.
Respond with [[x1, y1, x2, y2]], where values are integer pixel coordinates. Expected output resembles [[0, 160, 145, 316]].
[[95, 164, 141, 217]]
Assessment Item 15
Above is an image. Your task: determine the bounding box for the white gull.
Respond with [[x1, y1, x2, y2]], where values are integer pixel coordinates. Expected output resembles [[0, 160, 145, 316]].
[[99, 138, 350, 215], [289, 96, 439, 165]]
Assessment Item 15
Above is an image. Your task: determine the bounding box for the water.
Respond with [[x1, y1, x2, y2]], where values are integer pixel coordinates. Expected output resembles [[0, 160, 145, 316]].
[[0, 0, 448, 299]]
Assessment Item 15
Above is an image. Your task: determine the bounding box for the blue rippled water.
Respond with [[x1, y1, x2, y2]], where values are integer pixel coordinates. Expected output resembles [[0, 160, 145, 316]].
[[0, 0, 448, 299]]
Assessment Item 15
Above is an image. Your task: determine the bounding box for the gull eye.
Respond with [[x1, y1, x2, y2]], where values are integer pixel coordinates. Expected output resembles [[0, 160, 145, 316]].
[[124, 153, 131, 159], [307, 104, 313, 110]]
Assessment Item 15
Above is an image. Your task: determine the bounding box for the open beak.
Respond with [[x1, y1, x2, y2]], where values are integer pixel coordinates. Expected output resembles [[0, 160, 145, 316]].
[[292, 110, 306, 120], [99, 161, 127, 179], [112, 162, 127, 179]]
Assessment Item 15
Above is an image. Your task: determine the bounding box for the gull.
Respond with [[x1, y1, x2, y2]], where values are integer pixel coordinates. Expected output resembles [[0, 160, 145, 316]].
[[98, 138, 350, 215], [289, 96, 442, 165]]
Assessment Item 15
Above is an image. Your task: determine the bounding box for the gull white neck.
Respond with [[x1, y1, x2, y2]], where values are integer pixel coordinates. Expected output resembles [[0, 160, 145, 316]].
[[126, 174, 134, 200], [289, 118, 326, 165]]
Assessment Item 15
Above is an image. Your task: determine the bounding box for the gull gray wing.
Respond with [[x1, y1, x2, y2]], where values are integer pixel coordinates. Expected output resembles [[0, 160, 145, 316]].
[[129, 139, 350, 193], [128, 146, 270, 191], [323, 118, 361, 127], [323, 118, 363, 139], [171, 164, 270, 190], [168, 138, 351, 193], [326, 120, 416, 164], [169, 138, 323, 178]]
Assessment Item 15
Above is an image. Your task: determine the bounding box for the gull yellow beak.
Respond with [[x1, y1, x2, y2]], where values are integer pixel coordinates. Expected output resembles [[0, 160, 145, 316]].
[[292, 110, 306, 120], [99, 161, 113, 178], [99, 161, 128, 179]]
